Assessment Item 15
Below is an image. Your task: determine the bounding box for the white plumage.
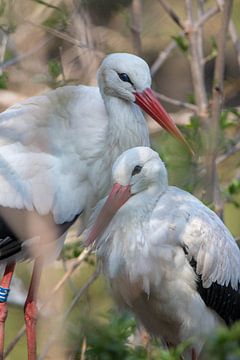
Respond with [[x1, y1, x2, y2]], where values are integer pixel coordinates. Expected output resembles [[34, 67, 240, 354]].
[[0, 53, 189, 360], [0, 85, 109, 223], [85, 146, 240, 359], [0, 52, 187, 260]]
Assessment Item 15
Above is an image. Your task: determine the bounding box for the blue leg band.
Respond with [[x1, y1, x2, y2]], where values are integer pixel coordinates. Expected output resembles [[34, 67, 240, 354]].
[[0, 287, 10, 303]]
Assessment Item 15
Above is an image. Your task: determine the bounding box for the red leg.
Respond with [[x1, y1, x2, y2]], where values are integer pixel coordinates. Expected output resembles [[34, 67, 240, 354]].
[[24, 258, 43, 360], [0, 262, 16, 360]]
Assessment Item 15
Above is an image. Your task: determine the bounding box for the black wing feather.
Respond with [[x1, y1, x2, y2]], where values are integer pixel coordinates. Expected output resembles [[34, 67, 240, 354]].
[[188, 255, 240, 325], [0, 210, 81, 261], [0, 215, 22, 260]]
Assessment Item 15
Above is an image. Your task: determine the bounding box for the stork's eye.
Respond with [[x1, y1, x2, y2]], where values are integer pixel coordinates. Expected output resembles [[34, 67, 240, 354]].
[[132, 165, 142, 176], [118, 73, 133, 85]]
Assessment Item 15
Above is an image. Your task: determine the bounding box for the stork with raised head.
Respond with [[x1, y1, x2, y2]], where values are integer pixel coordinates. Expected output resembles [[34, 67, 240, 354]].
[[85, 146, 240, 360], [0, 53, 189, 359]]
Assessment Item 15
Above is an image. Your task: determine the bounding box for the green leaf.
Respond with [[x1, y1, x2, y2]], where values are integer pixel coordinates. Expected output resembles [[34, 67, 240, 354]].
[[187, 115, 200, 130], [0, 72, 8, 89], [172, 35, 189, 53], [187, 93, 196, 105], [220, 109, 239, 129], [61, 241, 84, 260], [48, 59, 61, 79], [209, 36, 218, 58], [228, 179, 240, 195]]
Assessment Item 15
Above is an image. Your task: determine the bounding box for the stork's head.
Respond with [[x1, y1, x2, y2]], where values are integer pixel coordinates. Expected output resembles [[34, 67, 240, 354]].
[[85, 147, 168, 246], [112, 146, 168, 195], [98, 53, 151, 101], [98, 53, 192, 152]]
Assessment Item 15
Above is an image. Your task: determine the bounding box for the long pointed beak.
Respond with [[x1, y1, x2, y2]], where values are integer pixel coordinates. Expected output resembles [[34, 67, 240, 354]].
[[85, 183, 131, 247], [134, 88, 193, 155]]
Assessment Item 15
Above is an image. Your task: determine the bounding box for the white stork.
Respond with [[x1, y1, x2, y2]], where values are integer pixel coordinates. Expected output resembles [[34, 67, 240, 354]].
[[85, 146, 240, 360], [0, 53, 189, 359]]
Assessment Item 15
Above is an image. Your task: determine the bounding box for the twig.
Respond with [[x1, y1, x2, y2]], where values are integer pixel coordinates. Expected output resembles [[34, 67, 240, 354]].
[[151, 5, 219, 76], [206, 0, 233, 216], [0, 37, 52, 71], [26, 20, 101, 54], [154, 91, 197, 111], [229, 21, 240, 70], [4, 248, 92, 357], [50, 248, 92, 295], [157, 0, 185, 30], [63, 268, 99, 320], [185, 0, 208, 120], [130, 0, 142, 55], [196, 0, 205, 73], [61, 256, 78, 296], [151, 41, 177, 76], [35, 0, 62, 12], [81, 337, 87, 360], [196, 5, 219, 28], [216, 0, 240, 70], [0, 29, 8, 75], [216, 142, 240, 164], [38, 269, 100, 360]]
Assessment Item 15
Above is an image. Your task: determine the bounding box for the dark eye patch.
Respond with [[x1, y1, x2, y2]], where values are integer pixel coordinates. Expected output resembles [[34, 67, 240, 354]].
[[131, 165, 142, 176], [118, 73, 134, 86]]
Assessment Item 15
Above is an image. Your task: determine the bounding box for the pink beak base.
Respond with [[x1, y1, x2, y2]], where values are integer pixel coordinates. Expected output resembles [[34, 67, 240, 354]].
[[134, 88, 193, 155], [85, 183, 131, 247]]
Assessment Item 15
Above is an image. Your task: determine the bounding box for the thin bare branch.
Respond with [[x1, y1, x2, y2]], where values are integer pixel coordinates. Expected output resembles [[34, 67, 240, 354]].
[[38, 269, 100, 360], [216, 142, 240, 164], [216, 0, 240, 70], [196, 0, 205, 71], [0, 37, 52, 71], [154, 91, 197, 111], [61, 257, 78, 296], [3, 326, 25, 358], [196, 5, 219, 28], [0, 29, 8, 75], [81, 337, 87, 360], [4, 248, 92, 357], [229, 21, 240, 70], [26, 20, 102, 55], [157, 0, 185, 30], [210, 0, 233, 152], [51, 248, 92, 295], [151, 41, 176, 76], [206, 0, 233, 216], [185, 0, 208, 120], [130, 0, 142, 55], [63, 269, 99, 320], [151, 5, 219, 76]]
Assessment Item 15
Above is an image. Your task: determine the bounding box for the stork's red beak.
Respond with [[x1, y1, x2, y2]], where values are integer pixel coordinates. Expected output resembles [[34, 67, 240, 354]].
[[134, 88, 193, 154], [85, 183, 131, 247]]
